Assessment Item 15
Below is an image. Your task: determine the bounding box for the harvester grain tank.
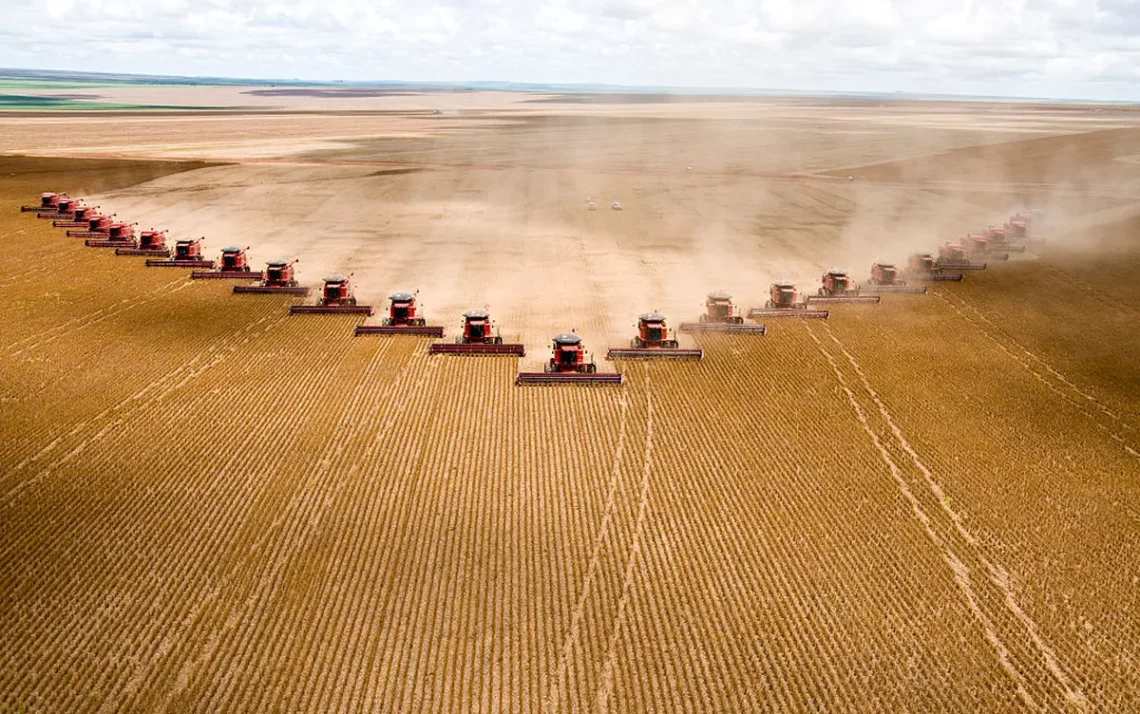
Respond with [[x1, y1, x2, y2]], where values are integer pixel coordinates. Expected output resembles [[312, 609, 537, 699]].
[[937, 241, 987, 270], [85, 222, 137, 248], [748, 282, 829, 318], [906, 253, 963, 281], [147, 238, 216, 268], [191, 246, 261, 279], [679, 292, 766, 333], [21, 192, 65, 212], [516, 333, 622, 385], [427, 309, 525, 354], [116, 230, 170, 256], [807, 268, 881, 304], [233, 260, 311, 295], [860, 262, 927, 294], [291, 275, 375, 315], [608, 313, 703, 359], [66, 214, 115, 238], [354, 291, 444, 335]]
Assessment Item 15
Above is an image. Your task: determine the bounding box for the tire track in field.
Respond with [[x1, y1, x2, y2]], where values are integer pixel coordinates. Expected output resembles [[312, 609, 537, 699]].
[[3, 276, 192, 356], [0, 310, 287, 509], [546, 391, 629, 714], [1035, 263, 1140, 318], [820, 321, 1092, 713], [594, 363, 653, 714], [932, 289, 1139, 459], [803, 321, 1041, 712]]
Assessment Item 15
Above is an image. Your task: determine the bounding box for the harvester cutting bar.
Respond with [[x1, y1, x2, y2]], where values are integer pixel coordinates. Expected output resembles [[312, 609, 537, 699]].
[[860, 285, 928, 294], [1007, 245, 1028, 253], [53, 218, 95, 227], [747, 308, 829, 319], [678, 322, 767, 334], [290, 305, 376, 315], [66, 230, 109, 238], [910, 272, 963, 282], [146, 258, 217, 268], [606, 347, 703, 360], [233, 285, 312, 295], [429, 342, 525, 355], [85, 239, 134, 248], [116, 247, 170, 256], [21, 205, 57, 213], [988, 253, 1010, 261], [38, 211, 76, 220], [354, 324, 445, 337], [190, 270, 262, 279], [806, 295, 881, 304], [515, 372, 623, 385], [937, 262, 986, 270]]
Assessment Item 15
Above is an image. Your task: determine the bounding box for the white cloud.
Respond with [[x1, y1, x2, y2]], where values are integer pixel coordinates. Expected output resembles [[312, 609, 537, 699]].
[[1, 0, 1138, 100]]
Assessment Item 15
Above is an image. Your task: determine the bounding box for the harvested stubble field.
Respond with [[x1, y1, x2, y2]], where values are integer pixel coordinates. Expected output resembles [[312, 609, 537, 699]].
[[2, 97, 1140, 713]]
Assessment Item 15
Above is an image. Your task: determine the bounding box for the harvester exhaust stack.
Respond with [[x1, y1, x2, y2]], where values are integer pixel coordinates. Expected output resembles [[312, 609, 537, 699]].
[[425, 309, 524, 354], [355, 291, 444, 336], [517, 333, 622, 385], [607, 313, 703, 359]]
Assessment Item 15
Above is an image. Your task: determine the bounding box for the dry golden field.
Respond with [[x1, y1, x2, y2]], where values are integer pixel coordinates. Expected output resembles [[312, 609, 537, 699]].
[[2, 95, 1140, 712]]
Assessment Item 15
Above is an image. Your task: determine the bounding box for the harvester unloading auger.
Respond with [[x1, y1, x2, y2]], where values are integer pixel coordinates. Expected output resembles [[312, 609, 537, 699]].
[[679, 292, 767, 333], [21, 192, 65, 212], [806, 269, 881, 305], [233, 260, 312, 295], [906, 253, 963, 281], [608, 313, 703, 359], [937, 242, 987, 271], [191, 247, 261, 279], [859, 262, 927, 294], [85, 222, 138, 248], [355, 292, 444, 336], [147, 238, 216, 268], [66, 214, 115, 238], [291, 275, 375, 315], [517, 333, 622, 385], [748, 282, 829, 319], [427, 309, 525, 354], [52, 204, 98, 227], [116, 230, 170, 256]]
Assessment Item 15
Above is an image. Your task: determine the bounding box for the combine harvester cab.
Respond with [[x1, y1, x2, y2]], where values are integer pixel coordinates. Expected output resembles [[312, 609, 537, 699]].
[[860, 262, 926, 294], [21, 192, 64, 212], [807, 269, 881, 305], [517, 333, 621, 385], [291, 275, 375, 315], [748, 282, 829, 319], [233, 260, 311, 295], [66, 214, 114, 238], [85, 222, 138, 248], [117, 230, 170, 256], [147, 237, 216, 268], [427, 309, 524, 354], [937, 242, 987, 271], [355, 292, 444, 336], [608, 313, 703, 359], [191, 246, 261, 279], [679, 292, 766, 333], [906, 253, 963, 282], [53, 204, 97, 227]]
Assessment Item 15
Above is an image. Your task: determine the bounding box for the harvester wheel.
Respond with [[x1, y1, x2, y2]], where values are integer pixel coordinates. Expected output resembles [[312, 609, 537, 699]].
[[493, 336, 503, 344], [544, 360, 555, 373], [348, 298, 357, 306], [585, 363, 598, 374], [664, 340, 678, 348], [765, 300, 774, 308], [818, 288, 826, 296], [699, 314, 707, 323], [732, 316, 743, 324]]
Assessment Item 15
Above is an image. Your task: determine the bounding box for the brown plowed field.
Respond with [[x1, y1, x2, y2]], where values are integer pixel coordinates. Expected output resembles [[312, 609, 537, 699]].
[[2, 97, 1139, 712]]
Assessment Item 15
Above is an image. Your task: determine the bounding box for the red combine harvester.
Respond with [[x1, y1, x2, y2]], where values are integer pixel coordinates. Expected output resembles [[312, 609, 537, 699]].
[[355, 291, 443, 335], [116, 230, 169, 256], [233, 260, 311, 295], [146, 238, 216, 268], [860, 262, 927, 294], [291, 275, 375, 315], [986, 223, 1026, 253], [516, 333, 622, 385], [191, 246, 261, 279], [679, 292, 766, 333], [807, 268, 880, 304], [65, 214, 115, 237], [36, 196, 80, 219], [906, 253, 963, 281], [749, 282, 829, 319], [21, 192, 65, 212], [968, 231, 1010, 260], [427, 309, 525, 354], [85, 222, 137, 248], [937, 242, 987, 270], [52, 204, 98, 227], [607, 313, 703, 359]]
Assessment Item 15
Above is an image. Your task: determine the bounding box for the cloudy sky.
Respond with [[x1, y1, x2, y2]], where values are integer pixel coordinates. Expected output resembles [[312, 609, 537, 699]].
[[2, 0, 1139, 100]]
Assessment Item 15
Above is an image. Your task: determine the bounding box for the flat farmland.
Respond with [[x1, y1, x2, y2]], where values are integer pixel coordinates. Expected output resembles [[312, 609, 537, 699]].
[[1, 96, 1139, 712]]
